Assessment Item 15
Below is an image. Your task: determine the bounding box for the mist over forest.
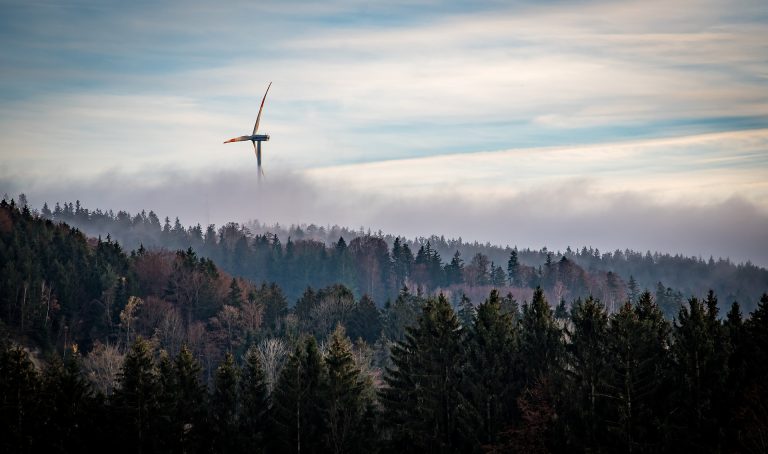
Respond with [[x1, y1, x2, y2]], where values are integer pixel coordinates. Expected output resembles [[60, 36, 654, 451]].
[[2, 196, 768, 452]]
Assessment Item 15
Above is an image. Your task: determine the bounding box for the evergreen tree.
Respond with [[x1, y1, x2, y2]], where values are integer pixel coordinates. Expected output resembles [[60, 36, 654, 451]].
[[0, 344, 41, 453], [507, 248, 520, 287], [39, 352, 98, 452], [627, 275, 640, 304], [563, 296, 610, 450], [668, 295, 728, 451], [240, 347, 269, 452], [347, 294, 382, 343], [270, 336, 326, 453], [380, 294, 477, 452], [519, 287, 563, 385], [465, 289, 518, 445], [322, 324, 375, 453], [112, 337, 162, 454], [211, 352, 240, 453], [604, 291, 670, 452], [457, 293, 476, 328]]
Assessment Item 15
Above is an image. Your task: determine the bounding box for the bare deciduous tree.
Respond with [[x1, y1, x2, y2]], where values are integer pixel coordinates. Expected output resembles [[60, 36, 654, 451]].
[[82, 342, 125, 396]]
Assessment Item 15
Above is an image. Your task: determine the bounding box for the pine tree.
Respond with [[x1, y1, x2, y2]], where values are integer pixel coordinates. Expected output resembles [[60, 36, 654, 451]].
[[465, 289, 518, 445], [347, 294, 382, 343], [0, 344, 41, 453], [112, 337, 162, 454], [322, 324, 374, 453], [519, 287, 563, 385], [457, 293, 476, 328], [240, 347, 269, 452], [40, 352, 98, 452], [604, 291, 670, 452], [564, 296, 610, 450], [170, 345, 206, 452], [627, 275, 640, 304], [270, 336, 326, 453], [507, 248, 520, 287], [380, 294, 477, 452], [668, 295, 728, 451], [211, 352, 240, 453]]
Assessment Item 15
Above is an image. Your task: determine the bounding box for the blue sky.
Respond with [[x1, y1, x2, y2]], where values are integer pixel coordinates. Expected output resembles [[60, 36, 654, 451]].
[[1, 0, 767, 265]]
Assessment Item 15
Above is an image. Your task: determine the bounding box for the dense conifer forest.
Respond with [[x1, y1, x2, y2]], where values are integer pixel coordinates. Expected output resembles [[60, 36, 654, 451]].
[[2, 198, 768, 452]]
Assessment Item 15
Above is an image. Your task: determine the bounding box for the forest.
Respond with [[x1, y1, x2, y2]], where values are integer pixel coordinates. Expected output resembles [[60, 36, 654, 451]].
[[1, 198, 768, 453]]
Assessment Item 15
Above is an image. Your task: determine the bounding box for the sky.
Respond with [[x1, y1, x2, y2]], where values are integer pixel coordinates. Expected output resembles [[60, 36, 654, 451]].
[[1, 0, 767, 265]]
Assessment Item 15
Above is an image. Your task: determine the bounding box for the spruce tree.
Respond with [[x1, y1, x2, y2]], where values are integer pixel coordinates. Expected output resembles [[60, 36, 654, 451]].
[[604, 292, 670, 452], [240, 347, 269, 452], [564, 296, 610, 450], [0, 344, 41, 453], [519, 287, 563, 385], [380, 294, 477, 452], [270, 336, 326, 453], [322, 324, 375, 453], [507, 248, 520, 287], [465, 289, 519, 445], [668, 295, 728, 451], [211, 352, 240, 453], [112, 337, 162, 454], [172, 345, 206, 453]]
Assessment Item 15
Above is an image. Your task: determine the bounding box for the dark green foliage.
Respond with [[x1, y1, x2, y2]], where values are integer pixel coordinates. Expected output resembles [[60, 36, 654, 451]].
[[348, 294, 382, 343], [322, 324, 375, 453], [667, 294, 729, 451], [39, 352, 99, 453], [0, 343, 41, 453], [211, 352, 240, 453], [519, 287, 563, 385], [507, 248, 520, 286], [240, 347, 269, 451], [270, 336, 326, 453], [382, 286, 423, 341], [563, 296, 610, 450], [604, 292, 670, 452], [465, 289, 518, 445], [111, 337, 162, 453], [380, 294, 477, 452]]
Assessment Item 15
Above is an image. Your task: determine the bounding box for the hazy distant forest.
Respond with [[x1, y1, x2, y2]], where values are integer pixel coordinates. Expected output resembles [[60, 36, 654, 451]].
[[2, 197, 768, 453]]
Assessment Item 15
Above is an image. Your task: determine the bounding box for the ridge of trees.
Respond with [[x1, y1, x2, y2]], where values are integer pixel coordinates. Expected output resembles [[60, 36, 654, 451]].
[[25, 197, 768, 313], [2, 197, 768, 451]]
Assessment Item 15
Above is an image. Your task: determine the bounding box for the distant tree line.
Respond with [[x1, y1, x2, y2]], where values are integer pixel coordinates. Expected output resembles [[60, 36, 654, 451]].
[[30, 198, 768, 313]]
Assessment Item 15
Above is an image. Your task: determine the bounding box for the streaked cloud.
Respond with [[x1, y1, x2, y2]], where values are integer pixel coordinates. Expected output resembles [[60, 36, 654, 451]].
[[1, 0, 767, 265]]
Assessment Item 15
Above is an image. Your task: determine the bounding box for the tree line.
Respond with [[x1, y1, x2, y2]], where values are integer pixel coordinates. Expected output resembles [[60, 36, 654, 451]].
[[2, 197, 768, 451], [30, 198, 768, 312]]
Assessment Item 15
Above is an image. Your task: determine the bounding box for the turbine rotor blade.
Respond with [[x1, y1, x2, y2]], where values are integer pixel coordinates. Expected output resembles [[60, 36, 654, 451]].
[[253, 81, 272, 135]]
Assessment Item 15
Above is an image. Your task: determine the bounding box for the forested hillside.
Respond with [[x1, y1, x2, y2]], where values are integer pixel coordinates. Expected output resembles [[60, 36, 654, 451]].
[[34, 199, 768, 314], [2, 198, 768, 452]]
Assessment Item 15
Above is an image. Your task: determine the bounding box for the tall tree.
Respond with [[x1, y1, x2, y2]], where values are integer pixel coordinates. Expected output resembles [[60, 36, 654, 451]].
[[465, 289, 519, 445], [668, 295, 728, 451], [240, 347, 269, 452], [322, 324, 375, 453], [111, 337, 162, 454], [270, 336, 326, 453], [563, 296, 610, 450], [604, 291, 670, 452], [211, 352, 240, 453], [380, 294, 477, 452]]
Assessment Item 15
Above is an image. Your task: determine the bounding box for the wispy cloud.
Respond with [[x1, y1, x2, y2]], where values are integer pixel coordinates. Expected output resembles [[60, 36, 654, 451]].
[[1, 0, 767, 265]]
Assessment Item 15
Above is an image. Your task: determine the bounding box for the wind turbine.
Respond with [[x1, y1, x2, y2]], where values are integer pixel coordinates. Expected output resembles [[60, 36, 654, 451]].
[[224, 82, 272, 174]]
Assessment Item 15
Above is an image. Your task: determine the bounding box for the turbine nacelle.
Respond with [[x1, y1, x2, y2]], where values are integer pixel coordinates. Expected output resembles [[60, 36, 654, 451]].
[[223, 134, 270, 144]]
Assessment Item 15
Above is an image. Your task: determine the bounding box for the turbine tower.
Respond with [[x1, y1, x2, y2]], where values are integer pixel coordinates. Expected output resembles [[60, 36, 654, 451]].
[[224, 82, 272, 174]]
